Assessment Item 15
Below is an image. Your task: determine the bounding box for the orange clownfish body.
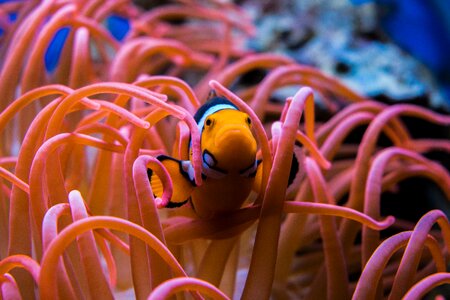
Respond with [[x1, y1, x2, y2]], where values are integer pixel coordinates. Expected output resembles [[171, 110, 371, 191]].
[[149, 96, 302, 219]]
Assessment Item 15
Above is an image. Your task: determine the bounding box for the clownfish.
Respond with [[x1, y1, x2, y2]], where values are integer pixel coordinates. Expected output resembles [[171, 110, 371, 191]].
[[148, 95, 304, 219]]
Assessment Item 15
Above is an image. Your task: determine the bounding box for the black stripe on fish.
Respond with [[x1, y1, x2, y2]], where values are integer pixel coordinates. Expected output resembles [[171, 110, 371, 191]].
[[158, 155, 196, 186], [165, 199, 189, 208], [193, 96, 238, 124]]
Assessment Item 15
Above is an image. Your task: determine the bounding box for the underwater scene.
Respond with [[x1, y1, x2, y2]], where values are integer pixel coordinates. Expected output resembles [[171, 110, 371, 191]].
[[0, 0, 449, 299]]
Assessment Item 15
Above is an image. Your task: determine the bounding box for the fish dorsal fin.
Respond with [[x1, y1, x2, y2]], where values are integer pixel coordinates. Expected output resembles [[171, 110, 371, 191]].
[[148, 155, 196, 208], [207, 89, 217, 100]]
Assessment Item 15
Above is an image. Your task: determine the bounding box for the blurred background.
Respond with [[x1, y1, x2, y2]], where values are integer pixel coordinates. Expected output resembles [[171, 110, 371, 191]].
[[4, 0, 448, 110], [240, 0, 450, 112]]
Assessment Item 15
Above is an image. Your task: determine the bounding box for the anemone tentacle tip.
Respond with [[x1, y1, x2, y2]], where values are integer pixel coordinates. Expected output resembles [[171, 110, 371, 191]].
[[142, 121, 151, 129], [383, 215, 396, 228]]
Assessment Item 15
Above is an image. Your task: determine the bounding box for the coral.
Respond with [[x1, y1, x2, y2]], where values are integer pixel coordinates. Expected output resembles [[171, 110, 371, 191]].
[[0, 1, 449, 299]]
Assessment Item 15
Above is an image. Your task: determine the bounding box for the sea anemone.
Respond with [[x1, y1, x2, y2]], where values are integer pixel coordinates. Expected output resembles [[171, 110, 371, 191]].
[[0, 1, 449, 299]]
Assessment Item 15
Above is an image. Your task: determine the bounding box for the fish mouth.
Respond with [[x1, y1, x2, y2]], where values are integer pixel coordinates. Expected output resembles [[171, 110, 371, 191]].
[[210, 126, 257, 172]]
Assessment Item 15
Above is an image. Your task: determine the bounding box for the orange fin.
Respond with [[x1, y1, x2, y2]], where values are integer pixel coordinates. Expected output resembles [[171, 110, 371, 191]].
[[148, 155, 195, 208]]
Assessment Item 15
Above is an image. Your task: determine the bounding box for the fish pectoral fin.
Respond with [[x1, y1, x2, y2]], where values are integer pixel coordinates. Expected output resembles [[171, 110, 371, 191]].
[[149, 168, 164, 198], [149, 155, 195, 208]]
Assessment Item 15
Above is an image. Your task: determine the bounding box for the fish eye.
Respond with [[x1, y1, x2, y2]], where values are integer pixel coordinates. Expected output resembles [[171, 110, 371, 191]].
[[245, 116, 252, 125], [205, 117, 213, 127]]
